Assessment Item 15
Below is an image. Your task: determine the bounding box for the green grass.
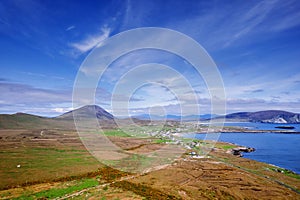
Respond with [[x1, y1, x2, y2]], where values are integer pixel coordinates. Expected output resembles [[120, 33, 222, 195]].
[[180, 138, 194, 143], [219, 145, 236, 150], [102, 130, 131, 137], [153, 138, 173, 144], [102, 154, 155, 172], [0, 114, 49, 129], [270, 167, 300, 180], [30, 147, 87, 153], [22, 147, 97, 168], [14, 178, 99, 199], [0, 146, 101, 189]]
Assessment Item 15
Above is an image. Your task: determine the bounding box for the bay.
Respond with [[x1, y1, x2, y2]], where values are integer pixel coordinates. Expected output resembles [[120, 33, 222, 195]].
[[182, 132, 300, 174], [222, 122, 300, 132]]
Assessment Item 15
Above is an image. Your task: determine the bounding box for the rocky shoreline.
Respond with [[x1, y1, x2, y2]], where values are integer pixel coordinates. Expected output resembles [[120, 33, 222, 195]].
[[229, 146, 256, 157], [219, 129, 300, 134]]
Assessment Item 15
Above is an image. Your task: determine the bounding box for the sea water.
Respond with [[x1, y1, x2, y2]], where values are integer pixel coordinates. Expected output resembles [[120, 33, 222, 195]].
[[223, 122, 300, 132], [183, 131, 300, 174]]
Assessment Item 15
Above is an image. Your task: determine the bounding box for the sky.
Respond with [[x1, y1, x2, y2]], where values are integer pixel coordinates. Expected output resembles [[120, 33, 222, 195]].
[[1, 0, 300, 117]]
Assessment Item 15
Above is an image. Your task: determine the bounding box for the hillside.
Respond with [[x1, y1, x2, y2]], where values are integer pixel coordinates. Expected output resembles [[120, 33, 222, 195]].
[[224, 110, 300, 123], [0, 128, 299, 199], [1, 108, 299, 130], [56, 105, 114, 120], [0, 113, 51, 129], [133, 110, 300, 123], [0, 105, 115, 129]]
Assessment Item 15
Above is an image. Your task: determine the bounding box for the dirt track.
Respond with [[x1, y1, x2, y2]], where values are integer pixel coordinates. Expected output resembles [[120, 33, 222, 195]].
[[0, 129, 300, 199]]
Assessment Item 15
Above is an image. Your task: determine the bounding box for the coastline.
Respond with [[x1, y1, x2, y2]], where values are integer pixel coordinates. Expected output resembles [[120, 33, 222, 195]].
[[212, 130, 299, 134], [175, 131, 300, 175], [205, 121, 300, 133], [0, 128, 300, 199], [177, 133, 300, 195], [192, 125, 300, 134]]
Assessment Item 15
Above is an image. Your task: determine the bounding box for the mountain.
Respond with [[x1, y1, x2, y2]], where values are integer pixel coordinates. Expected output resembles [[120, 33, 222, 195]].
[[222, 110, 300, 124], [56, 105, 114, 120], [1, 107, 299, 130], [132, 114, 180, 120], [132, 114, 219, 121], [182, 114, 219, 121], [0, 105, 114, 129], [132, 114, 159, 120]]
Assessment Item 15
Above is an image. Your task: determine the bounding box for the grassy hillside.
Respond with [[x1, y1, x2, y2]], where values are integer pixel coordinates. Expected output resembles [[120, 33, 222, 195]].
[[0, 113, 49, 129]]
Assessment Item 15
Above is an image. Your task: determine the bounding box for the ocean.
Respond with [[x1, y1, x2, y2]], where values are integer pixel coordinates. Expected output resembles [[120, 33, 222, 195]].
[[182, 123, 300, 174]]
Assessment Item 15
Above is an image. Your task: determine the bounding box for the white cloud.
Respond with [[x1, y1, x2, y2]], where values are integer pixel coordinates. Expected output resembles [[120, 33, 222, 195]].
[[66, 25, 75, 31], [168, 0, 300, 50], [70, 27, 110, 53], [226, 98, 300, 113], [271, 11, 300, 31], [0, 82, 71, 104], [51, 107, 73, 113], [223, 1, 276, 47]]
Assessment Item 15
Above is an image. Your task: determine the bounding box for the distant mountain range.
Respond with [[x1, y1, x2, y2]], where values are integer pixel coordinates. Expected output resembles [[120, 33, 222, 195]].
[[132, 110, 300, 123], [221, 110, 300, 124], [132, 113, 218, 121], [0, 106, 299, 130]]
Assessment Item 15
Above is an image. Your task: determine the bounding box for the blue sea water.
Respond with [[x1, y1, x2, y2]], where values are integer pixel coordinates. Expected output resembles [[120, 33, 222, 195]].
[[182, 126, 300, 174], [223, 122, 300, 132]]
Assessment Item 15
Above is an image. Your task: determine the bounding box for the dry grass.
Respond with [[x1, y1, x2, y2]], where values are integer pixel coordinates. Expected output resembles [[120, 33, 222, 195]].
[[0, 128, 299, 199]]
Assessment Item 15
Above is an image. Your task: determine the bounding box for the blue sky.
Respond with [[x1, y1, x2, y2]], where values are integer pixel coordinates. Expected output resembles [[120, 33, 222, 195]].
[[1, 0, 300, 116]]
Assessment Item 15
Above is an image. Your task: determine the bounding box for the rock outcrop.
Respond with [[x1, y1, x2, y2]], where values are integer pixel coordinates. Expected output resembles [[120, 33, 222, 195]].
[[231, 147, 255, 157]]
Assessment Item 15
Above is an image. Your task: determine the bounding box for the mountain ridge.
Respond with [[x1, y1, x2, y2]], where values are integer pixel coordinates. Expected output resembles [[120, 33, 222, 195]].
[[1, 107, 300, 129], [132, 113, 218, 121], [131, 110, 300, 123], [222, 110, 300, 124]]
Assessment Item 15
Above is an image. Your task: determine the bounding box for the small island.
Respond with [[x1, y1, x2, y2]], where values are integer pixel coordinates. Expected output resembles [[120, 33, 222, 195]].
[[275, 125, 295, 130]]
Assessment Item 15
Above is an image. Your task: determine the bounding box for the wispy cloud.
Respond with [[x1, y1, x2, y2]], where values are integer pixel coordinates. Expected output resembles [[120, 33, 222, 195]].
[[226, 98, 300, 113], [70, 27, 110, 53], [270, 11, 300, 31], [167, 0, 299, 50], [66, 25, 75, 31], [0, 81, 74, 116], [19, 71, 68, 81], [0, 82, 71, 104], [245, 89, 264, 93], [0, 78, 9, 82], [223, 0, 277, 47]]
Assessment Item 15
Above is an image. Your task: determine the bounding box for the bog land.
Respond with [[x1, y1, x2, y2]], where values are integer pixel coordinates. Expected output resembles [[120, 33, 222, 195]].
[[0, 126, 300, 200]]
